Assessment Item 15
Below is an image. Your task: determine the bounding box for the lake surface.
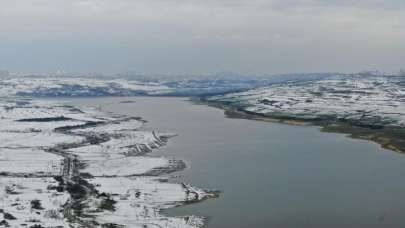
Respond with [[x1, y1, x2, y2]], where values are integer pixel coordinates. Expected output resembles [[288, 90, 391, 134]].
[[72, 97, 405, 228]]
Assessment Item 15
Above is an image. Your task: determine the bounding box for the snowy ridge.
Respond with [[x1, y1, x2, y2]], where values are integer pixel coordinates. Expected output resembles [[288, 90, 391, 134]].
[[0, 98, 217, 228], [208, 75, 405, 128], [0, 77, 172, 97], [0, 74, 281, 97]]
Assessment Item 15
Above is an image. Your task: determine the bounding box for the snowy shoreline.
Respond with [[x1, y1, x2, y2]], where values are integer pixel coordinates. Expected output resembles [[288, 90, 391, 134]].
[[203, 75, 405, 153], [0, 97, 218, 228]]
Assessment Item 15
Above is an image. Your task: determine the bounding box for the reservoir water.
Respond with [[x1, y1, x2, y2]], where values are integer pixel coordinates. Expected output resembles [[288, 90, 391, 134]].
[[73, 97, 405, 228]]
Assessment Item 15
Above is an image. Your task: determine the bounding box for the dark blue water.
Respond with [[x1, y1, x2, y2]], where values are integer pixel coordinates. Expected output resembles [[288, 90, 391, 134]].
[[75, 97, 405, 228]]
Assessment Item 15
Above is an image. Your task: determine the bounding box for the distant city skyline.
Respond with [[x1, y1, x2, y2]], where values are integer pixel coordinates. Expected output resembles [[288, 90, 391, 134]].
[[1, 0, 404, 75]]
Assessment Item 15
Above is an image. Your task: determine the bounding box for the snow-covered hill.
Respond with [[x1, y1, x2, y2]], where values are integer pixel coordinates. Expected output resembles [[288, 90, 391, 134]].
[[0, 77, 173, 97], [0, 74, 287, 97], [207, 74, 405, 152], [208, 74, 405, 128]]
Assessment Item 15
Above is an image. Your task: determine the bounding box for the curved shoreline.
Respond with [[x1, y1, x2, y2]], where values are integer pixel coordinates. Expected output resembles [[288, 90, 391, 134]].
[[0, 98, 219, 228], [194, 98, 405, 154]]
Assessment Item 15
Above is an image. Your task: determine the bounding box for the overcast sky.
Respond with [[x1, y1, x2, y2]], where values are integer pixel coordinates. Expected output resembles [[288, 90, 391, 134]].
[[0, 0, 404, 75]]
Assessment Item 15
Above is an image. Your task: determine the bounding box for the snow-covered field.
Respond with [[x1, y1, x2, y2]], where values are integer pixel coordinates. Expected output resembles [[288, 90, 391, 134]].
[[0, 77, 173, 97], [0, 74, 279, 97], [208, 75, 405, 129], [0, 97, 216, 227]]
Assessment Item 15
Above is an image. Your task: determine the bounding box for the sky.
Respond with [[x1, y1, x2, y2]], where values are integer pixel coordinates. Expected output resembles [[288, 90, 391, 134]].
[[0, 0, 404, 75]]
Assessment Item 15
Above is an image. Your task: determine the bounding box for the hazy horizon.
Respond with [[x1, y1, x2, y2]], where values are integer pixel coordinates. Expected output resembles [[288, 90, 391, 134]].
[[1, 0, 404, 75]]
